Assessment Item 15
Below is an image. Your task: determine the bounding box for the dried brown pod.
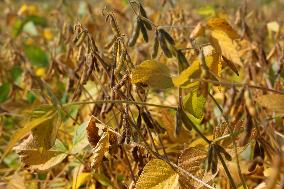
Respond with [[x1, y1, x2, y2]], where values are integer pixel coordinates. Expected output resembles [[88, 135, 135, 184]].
[[211, 147, 218, 174], [175, 107, 182, 135], [206, 145, 213, 172], [151, 30, 159, 58], [222, 55, 239, 76], [75, 31, 87, 47], [141, 111, 154, 129], [139, 5, 152, 30], [158, 31, 172, 58], [106, 14, 120, 36], [137, 111, 142, 129], [215, 144, 232, 161], [128, 18, 141, 47], [140, 20, 149, 42], [180, 109, 192, 131], [176, 49, 189, 71], [85, 53, 95, 83], [115, 49, 126, 76], [158, 29, 175, 45]]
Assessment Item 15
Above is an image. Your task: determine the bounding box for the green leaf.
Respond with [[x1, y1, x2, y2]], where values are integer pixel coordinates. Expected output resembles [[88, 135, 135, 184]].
[[131, 60, 174, 89], [136, 159, 179, 189], [26, 91, 36, 104], [53, 139, 68, 152], [12, 15, 47, 37], [71, 121, 89, 154], [31, 110, 61, 151], [196, 6, 215, 17], [93, 173, 113, 186], [24, 45, 49, 68], [183, 90, 206, 119], [0, 83, 11, 103], [11, 65, 23, 83]]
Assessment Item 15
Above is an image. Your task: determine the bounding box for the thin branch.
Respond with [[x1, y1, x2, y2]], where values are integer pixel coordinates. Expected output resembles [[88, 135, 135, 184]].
[[218, 153, 237, 189], [63, 99, 177, 110], [190, 78, 284, 95]]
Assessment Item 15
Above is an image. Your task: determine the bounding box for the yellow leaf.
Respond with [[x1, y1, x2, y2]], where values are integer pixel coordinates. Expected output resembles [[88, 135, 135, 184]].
[[18, 4, 28, 16], [43, 28, 54, 40], [27, 5, 38, 15], [72, 171, 91, 189], [210, 30, 241, 66], [136, 159, 179, 189], [172, 54, 221, 88], [18, 4, 38, 16], [207, 17, 239, 39], [131, 60, 174, 89], [188, 135, 213, 148], [0, 109, 57, 163], [14, 138, 67, 171], [35, 68, 45, 76]]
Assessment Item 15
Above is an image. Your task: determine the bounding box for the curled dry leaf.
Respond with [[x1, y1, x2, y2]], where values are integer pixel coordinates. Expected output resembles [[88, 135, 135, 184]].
[[86, 116, 118, 169], [207, 18, 239, 40], [86, 115, 101, 148], [190, 22, 205, 39], [91, 131, 109, 169], [178, 147, 217, 189]]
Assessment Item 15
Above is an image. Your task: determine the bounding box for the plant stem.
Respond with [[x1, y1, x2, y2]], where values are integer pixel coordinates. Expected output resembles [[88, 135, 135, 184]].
[[218, 153, 237, 189], [209, 93, 247, 189]]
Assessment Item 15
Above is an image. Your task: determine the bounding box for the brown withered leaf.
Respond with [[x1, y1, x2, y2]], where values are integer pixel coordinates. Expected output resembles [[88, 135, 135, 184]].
[[213, 121, 255, 158], [91, 132, 109, 169], [214, 121, 244, 147], [178, 147, 217, 189], [86, 116, 101, 147], [157, 109, 191, 143], [256, 94, 284, 114]]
